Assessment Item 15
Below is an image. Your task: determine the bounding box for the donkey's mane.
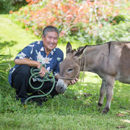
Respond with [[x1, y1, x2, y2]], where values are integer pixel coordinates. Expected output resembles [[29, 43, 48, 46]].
[[76, 43, 108, 81], [77, 41, 130, 51], [77, 42, 107, 51], [71, 41, 114, 81]]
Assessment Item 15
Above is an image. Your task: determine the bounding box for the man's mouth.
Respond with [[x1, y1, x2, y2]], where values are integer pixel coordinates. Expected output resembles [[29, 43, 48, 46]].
[[48, 43, 54, 47]]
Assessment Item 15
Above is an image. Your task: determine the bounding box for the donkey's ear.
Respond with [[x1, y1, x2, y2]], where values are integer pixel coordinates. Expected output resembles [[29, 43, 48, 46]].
[[66, 42, 72, 54], [74, 45, 88, 59]]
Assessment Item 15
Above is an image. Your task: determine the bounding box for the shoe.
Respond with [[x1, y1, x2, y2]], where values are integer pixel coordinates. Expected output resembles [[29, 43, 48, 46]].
[[30, 98, 43, 106], [15, 95, 19, 100]]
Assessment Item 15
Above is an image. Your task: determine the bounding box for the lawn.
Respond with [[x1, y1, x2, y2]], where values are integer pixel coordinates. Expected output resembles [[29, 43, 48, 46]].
[[0, 15, 130, 130]]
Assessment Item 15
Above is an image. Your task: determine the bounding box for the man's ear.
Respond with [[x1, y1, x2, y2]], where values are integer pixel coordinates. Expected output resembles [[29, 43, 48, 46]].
[[66, 42, 72, 55], [42, 34, 45, 38], [42, 35, 44, 40]]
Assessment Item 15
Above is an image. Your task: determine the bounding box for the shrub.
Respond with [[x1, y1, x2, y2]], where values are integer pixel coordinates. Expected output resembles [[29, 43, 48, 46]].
[[0, 0, 27, 14], [26, 0, 41, 4], [10, 0, 130, 44]]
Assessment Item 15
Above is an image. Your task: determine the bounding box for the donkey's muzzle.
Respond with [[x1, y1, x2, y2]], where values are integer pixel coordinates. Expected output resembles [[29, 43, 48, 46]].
[[56, 79, 67, 94]]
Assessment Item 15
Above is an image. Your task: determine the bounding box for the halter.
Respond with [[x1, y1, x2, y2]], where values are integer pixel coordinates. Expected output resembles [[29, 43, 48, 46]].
[[58, 67, 80, 80], [58, 55, 87, 80]]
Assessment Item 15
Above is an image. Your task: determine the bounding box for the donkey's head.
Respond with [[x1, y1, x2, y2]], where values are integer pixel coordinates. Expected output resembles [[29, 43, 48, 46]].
[[56, 42, 87, 94]]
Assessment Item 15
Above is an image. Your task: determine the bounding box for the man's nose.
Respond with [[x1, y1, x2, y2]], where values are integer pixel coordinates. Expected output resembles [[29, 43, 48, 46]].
[[50, 38, 54, 43]]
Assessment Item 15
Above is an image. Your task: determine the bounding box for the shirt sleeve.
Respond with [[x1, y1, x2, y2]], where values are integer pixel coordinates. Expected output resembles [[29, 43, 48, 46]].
[[53, 49, 64, 76], [15, 43, 35, 60]]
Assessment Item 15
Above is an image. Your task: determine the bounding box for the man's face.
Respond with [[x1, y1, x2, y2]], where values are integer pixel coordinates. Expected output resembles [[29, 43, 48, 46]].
[[42, 31, 58, 52]]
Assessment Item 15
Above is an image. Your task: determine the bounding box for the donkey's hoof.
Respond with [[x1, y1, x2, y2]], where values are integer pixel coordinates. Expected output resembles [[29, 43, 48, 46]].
[[102, 108, 109, 114], [97, 106, 102, 111], [98, 102, 103, 106], [102, 110, 108, 114]]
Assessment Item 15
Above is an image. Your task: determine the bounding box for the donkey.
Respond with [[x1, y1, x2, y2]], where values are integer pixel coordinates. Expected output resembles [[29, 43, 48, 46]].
[[56, 41, 130, 113]]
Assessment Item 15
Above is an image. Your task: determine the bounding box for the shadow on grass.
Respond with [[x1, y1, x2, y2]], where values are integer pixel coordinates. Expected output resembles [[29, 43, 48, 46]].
[[42, 80, 130, 115], [39, 81, 102, 115], [0, 81, 100, 114], [0, 40, 18, 48], [0, 40, 18, 60]]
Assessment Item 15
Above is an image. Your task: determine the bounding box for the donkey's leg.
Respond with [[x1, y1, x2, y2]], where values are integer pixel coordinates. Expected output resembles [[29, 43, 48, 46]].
[[98, 80, 107, 107], [102, 75, 115, 114]]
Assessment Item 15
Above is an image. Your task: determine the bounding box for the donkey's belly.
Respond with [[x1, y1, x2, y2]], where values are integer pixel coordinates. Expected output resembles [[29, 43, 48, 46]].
[[116, 73, 130, 84]]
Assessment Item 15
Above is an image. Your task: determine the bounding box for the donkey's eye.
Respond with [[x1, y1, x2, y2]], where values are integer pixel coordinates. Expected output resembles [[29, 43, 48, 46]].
[[68, 68, 74, 73]]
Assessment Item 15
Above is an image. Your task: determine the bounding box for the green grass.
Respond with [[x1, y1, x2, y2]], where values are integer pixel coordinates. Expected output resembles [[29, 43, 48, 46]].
[[0, 15, 130, 130], [0, 14, 40, 60]]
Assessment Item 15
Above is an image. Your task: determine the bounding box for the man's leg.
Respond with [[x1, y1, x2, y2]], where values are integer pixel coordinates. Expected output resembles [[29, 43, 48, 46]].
[[30, 80, 59, 101], [12, 65, 32, 104], [41, 81, 59, 98]]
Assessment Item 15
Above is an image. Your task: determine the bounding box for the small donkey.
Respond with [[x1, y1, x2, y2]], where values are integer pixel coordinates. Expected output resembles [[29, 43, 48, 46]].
[[56, 41, 130, 113]]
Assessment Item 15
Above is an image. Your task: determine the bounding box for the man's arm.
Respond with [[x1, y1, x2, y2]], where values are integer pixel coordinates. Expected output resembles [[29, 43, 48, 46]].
[[15, 58, 40, 67], [14, 58, 47, 77]]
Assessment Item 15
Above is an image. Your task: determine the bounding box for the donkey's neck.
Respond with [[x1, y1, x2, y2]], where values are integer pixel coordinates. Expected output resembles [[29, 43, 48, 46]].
[[79, 44, 108, 72]]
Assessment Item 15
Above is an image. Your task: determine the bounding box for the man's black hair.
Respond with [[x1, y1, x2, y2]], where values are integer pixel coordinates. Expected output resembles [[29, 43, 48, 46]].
[[43, 26, 59, 37]]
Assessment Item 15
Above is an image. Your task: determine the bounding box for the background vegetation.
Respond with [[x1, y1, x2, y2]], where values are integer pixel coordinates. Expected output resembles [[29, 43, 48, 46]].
[[0, 0, 130, 130], [10, 0, 130, 44], [0, 0, 27, 14]]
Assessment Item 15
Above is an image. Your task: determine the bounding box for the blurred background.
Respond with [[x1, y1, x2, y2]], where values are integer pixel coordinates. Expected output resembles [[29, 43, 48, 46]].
[[1, 0, 130, 44]]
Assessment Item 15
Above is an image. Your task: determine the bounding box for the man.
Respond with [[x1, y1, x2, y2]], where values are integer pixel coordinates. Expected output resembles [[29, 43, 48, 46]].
[[8, 26, 78, 105]]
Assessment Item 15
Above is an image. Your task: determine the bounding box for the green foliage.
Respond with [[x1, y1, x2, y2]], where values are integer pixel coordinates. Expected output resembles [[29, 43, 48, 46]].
[[1, 72, 130, 130], [0, 54, 13, 113], [0, 0, 12, 14], [10, 0, 130, 45], [112, 15, 125, 24], [0, 0, 27, 14]]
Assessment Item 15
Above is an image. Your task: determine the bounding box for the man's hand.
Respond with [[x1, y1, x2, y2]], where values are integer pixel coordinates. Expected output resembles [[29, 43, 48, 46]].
[[70, 78, 79, 85], [37, 64, 48, 77]]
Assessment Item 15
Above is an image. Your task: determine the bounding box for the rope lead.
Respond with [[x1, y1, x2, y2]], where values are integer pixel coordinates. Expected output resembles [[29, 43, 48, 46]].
[[24, 64, 55, 105]]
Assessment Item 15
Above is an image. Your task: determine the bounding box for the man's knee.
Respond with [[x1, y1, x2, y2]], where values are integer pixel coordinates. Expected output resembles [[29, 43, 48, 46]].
[[18, 65, 31, 75], [12, 65, 31, 79], [20, 64, 30, 71]]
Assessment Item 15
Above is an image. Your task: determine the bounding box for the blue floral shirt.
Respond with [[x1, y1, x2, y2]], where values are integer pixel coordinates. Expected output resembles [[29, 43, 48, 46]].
[[8, 40, 64, 86]]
